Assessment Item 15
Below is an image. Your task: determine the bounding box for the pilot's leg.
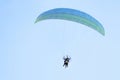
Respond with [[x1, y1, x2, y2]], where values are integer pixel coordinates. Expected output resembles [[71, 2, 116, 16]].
[[64, 62, 68, 68]]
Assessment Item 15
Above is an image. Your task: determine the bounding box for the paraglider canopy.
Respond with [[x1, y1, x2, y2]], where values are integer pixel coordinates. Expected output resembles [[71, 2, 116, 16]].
[[35, 8, 105, 36]]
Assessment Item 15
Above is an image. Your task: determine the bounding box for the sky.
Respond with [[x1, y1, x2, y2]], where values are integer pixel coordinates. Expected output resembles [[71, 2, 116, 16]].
[[0, 0, 120, 80]]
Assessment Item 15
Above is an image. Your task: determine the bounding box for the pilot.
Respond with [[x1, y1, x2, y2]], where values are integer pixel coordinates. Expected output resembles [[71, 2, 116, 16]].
[[63, 55, 71, 68]]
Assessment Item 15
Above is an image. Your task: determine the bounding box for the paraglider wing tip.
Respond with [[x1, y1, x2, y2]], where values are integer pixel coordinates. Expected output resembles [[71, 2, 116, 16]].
[[103, 32, 105, 36], [97, 24, 105, 36], [34, 17, 42, 24], [100, 30, 105, 36], [34, 20, 38, 24], [101, 28, 105, 36]]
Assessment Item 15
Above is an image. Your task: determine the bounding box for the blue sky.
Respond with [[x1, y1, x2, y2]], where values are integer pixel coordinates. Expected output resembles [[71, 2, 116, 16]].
[[0, 0, 120, 80]]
